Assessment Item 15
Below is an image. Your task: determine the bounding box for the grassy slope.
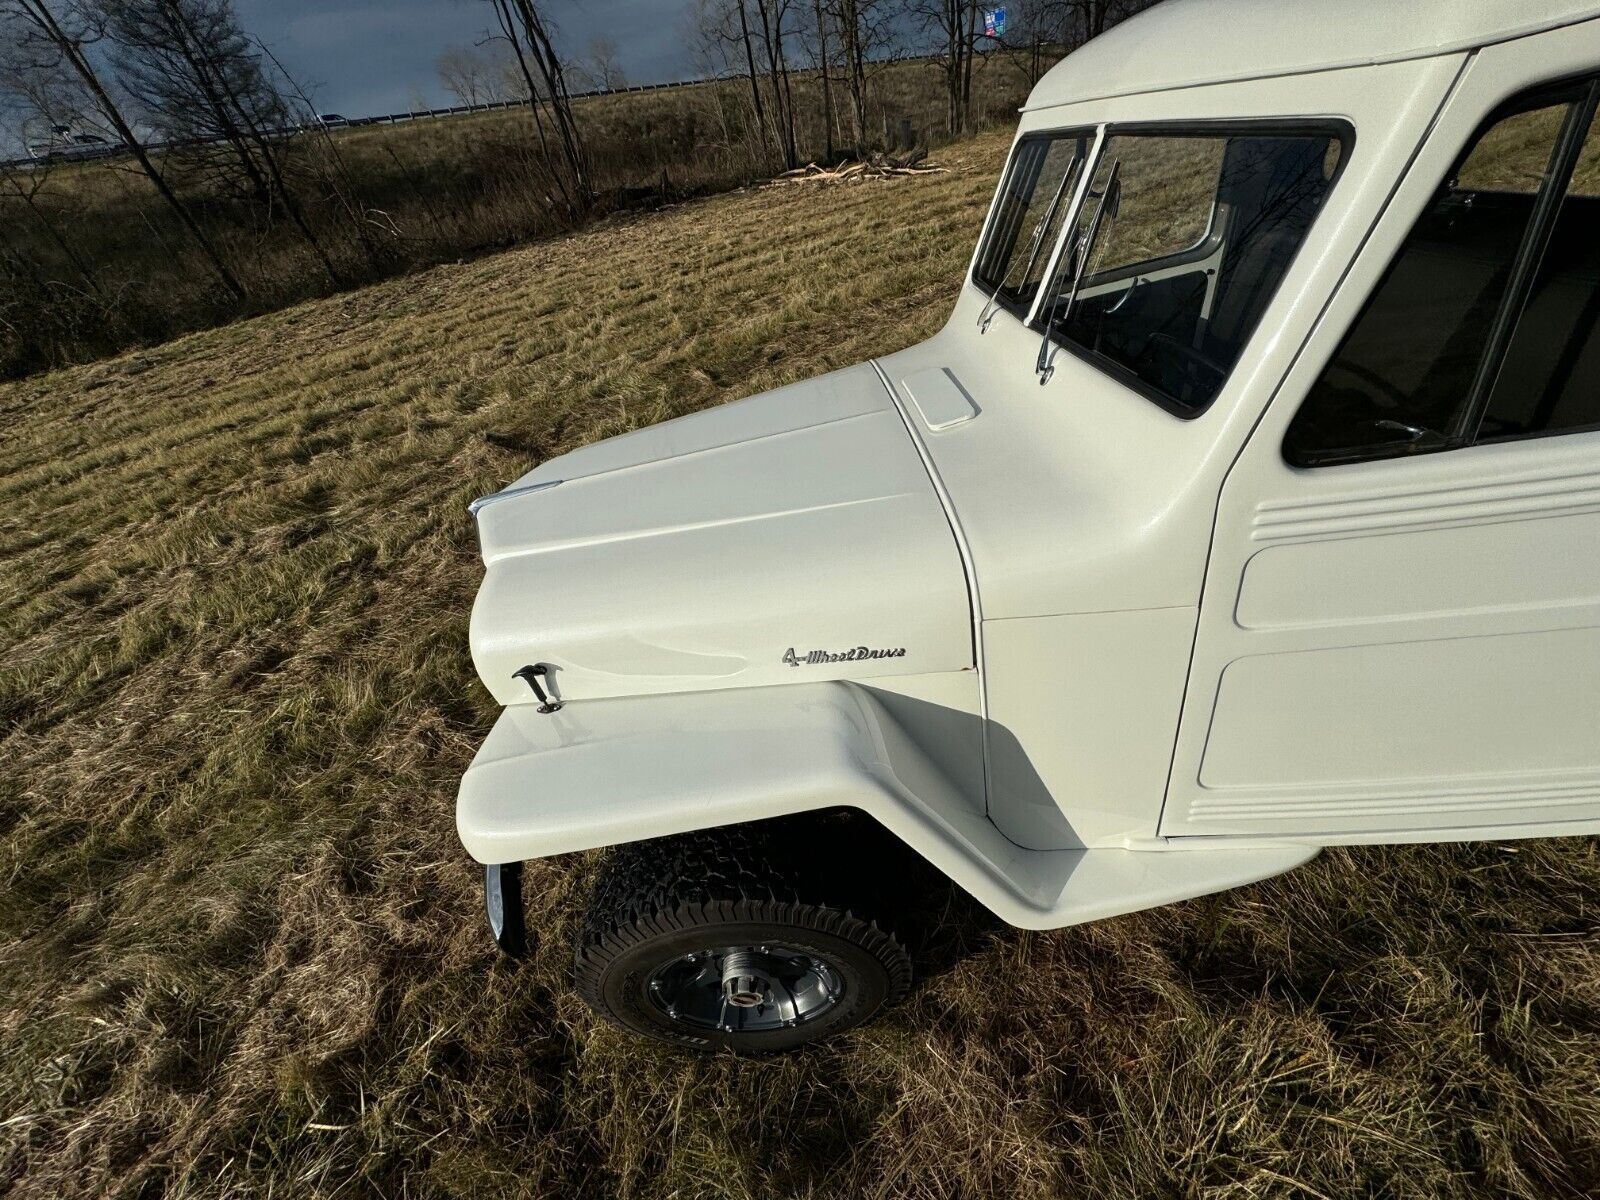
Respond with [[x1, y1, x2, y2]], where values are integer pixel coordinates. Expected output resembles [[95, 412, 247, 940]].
[[1, 127, 1598, 1200]]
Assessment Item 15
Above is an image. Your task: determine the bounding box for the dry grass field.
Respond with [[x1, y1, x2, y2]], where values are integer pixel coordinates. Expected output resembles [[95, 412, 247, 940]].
[[2, 126, 1599, 1199]]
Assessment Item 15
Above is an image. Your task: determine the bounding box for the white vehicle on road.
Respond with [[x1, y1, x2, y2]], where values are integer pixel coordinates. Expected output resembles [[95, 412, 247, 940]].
[[459, 0, 1600, 1050]]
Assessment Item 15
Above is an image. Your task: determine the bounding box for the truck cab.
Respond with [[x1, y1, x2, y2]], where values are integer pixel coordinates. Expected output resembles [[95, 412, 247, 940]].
[[459, 0, 1600, 1051]]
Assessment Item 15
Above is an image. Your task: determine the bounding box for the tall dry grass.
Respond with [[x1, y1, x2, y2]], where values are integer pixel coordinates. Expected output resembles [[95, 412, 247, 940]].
[[1, 127, 1597, 1199]]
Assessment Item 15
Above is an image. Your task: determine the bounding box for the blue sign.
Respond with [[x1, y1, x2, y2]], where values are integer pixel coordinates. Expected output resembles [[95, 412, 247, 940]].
[[984, 7, 1007, 37]]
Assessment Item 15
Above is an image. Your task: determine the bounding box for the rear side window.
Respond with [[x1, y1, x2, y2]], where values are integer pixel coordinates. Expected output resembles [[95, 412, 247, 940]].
[[1039, 127, 1347, 416], [1286, 79, 1600, 466]]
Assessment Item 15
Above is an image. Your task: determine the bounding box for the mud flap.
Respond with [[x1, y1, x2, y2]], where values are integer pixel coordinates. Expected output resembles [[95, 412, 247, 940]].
[[484, 861, 526, 957]]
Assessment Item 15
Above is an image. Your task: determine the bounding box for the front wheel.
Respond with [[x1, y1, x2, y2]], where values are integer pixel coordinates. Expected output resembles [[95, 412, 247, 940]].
[[574, 819, 912, 1053]]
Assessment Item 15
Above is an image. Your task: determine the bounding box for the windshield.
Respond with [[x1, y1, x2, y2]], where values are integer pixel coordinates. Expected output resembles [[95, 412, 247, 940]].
[[972, 132, 1091, 313], [1040, 127, 1348, 415]]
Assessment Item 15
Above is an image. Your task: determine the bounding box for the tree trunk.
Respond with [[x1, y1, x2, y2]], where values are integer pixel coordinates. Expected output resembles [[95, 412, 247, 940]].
[[520, 1, 590, 206], [489, 0, 574, 215], [735, 1, 774, 166], [149, 0, 340, 284], [847, 1, 868, 153], [960, 0, 977, 131], [778, 37, 797, 167], [489, 0, 590, 217], [12, 0, 246, 300], [1088, 0, 1110, 38], [945, 0, 961, 135], [753, 0, 797, 171], [812, 0, 834, 161]]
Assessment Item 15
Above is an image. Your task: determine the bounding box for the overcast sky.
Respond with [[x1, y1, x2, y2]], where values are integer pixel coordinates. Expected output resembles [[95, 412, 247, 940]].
[[235, 0, 706, 118]]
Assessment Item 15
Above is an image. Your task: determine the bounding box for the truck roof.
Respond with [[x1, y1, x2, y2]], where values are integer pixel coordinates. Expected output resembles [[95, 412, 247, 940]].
[[1024, 0, 1600, 111]]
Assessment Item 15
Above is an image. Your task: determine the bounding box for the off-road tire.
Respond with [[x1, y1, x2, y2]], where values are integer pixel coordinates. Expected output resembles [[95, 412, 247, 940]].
[[574, 818, 913, 1052]]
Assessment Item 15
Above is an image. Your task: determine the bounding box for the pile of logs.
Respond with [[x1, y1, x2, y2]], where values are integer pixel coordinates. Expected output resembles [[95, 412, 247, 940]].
[[768, 149, 948, 186]]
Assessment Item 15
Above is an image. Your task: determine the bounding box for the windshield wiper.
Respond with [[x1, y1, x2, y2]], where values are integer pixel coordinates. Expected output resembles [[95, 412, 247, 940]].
[[1035, 159, 1121, 383], [977, 161, 1080, 334]]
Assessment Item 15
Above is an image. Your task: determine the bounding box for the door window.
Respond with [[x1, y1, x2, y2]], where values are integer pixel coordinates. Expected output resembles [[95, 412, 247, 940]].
[[1286, 79, 1600, 466]]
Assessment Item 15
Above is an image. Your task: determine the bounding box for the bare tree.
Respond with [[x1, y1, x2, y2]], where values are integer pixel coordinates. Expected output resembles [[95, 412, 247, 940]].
[[686, 0, 765, 168], [904, 0, 980, 135], [582, 33, 627, 92], [0, 0, 245, 297], [728, 0, 772, 162], [0, 146, 102, 296], [436, 43, 488, 106], [695, 0, 797, 172], [805, 0, 835, 159], [0, 24, 96, 145], [253, 34, 389, 270], [827, 0, 890, 153], [481, 37, 528, 102], [101, 0, 340, 284], [751, 0, 798, 170], [485, 0, 590, 215], [437, 37, 537, 105]]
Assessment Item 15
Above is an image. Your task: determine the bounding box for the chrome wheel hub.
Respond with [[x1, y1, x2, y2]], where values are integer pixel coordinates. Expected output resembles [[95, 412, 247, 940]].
[[647, 944, 842, 1033]]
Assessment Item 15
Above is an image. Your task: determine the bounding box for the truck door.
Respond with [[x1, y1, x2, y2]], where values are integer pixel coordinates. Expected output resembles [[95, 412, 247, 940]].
[[1164, 46, 1600, 840]]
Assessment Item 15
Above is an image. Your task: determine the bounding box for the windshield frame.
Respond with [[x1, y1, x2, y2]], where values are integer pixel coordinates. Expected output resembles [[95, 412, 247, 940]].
[[969, 125, 1102, 325], [973, 116, 1356, 417]]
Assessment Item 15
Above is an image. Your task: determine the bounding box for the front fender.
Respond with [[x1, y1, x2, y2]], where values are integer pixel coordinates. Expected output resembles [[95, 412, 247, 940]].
[[455, 681, 1316, 930], [457, 681, 988, 864]]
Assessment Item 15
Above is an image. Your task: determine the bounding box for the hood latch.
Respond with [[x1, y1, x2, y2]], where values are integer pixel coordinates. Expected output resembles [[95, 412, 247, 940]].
[[513, 663, 563, 714]]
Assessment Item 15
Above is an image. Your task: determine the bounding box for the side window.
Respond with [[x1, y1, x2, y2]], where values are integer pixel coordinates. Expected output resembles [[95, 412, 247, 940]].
[[1286, 81, 1600, 466], [1481, 109, 1600, 438], [973, 134, 1089, 312], [1040, 128, 1345, 416]]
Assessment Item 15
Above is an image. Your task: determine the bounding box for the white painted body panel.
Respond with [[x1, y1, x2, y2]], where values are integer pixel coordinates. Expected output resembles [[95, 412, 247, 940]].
[[457, 1, 1600, 928], [873, 54, 1465, 851], [979, 609, 1196, 849], [1023, 0, 1600, 110], [469, 363, 973, 705], [456, 681, 1315, 929], [1164, 21, 1600, 841]]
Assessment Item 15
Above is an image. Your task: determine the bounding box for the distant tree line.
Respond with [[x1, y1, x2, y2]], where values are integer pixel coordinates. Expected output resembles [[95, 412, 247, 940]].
[[0, 0, 1159, 379], [1, 0, 595, 294], [684, 0, 1158, 169]]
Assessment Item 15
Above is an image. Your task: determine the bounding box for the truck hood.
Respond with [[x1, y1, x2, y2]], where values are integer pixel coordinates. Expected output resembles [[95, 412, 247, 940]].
[[468, 362, 974, 705]]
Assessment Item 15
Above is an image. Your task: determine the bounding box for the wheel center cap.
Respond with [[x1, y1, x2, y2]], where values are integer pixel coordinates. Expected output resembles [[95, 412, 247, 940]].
[[724, 979, 767, 1007], [646, 943, 841, 1033], [720, 949, 773, 1008]]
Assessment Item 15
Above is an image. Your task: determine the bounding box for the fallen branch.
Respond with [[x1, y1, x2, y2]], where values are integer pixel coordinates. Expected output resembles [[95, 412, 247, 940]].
[[765, 154, 949, 186]]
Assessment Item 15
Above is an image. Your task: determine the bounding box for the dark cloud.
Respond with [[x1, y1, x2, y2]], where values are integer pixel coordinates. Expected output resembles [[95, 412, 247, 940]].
[[236, 0, 702, 119]]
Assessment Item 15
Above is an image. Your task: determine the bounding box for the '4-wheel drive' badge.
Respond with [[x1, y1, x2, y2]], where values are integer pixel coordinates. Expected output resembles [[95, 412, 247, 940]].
[[783, 646, 906, 666]]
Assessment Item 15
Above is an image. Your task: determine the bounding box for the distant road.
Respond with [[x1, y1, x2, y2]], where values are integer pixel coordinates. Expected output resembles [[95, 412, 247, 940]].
[[2, 54, 945, 171]]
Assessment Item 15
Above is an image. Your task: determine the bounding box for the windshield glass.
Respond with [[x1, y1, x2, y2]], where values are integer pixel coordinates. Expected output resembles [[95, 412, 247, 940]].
[[972, 132, 1090, 313], [1039, 127, 1347, 415]]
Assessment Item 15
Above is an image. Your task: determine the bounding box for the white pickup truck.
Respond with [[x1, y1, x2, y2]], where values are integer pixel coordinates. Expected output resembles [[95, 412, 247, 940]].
[[458, 0, 1600, 1051]]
